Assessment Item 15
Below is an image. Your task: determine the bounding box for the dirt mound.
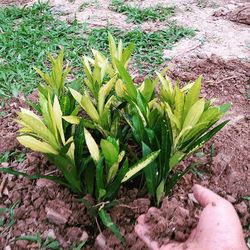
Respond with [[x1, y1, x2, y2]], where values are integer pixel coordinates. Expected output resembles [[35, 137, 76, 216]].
[[214, 3, 250, 25]]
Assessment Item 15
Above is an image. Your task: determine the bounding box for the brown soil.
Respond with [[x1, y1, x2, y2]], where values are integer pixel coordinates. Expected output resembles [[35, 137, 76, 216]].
[[214, 3, 250, 25], [0, 0, 33, 6], [0, 56, 249, 249]]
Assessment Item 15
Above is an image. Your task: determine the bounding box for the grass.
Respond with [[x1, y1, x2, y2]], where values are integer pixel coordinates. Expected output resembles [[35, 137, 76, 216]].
[[14, 232, 86, 249], [0, 2, 194, 98], [110, 0, 175, 24], [87, 26, 194, 74], [14, 233, 60, 250], [0, 201, 20, 237], [0, 150, 26, 163]]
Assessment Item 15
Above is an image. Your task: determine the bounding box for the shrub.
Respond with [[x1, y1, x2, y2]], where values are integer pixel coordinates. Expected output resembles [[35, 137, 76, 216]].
[[1, 33, 230, 241]]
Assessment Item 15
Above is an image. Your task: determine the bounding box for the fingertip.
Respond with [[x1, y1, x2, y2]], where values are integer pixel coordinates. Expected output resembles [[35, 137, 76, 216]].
[[192, 184, 222, 207]]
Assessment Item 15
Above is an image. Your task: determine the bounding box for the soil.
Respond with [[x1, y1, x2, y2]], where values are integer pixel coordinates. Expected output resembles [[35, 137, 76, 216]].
[[0, 0, 249, 249], [0, 0, 33, 6]]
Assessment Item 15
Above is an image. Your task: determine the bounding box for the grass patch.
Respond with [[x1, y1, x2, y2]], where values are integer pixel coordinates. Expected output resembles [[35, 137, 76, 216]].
[[0, 3, 194, 98], [0, 201, 20, 237], [0, 150, 26, 163], [110, 0, 175, 24], [87, 26, 194, 74], [0, 3, 88, 98]]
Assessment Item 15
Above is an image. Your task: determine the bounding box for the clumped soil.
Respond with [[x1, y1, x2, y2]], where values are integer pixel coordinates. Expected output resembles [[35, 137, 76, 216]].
[[0, 0, 33, 6], [0, 56, 249, 249]]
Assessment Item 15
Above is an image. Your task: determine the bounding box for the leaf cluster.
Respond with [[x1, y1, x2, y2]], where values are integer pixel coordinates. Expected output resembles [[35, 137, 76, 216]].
[[2, 34, 230, 242]]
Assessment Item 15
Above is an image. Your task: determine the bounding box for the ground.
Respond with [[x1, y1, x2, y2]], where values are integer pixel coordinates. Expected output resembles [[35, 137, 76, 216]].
[[0, 0, 249, 249]]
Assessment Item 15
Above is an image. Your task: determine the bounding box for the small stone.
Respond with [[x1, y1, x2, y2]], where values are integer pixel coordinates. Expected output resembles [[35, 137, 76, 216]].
[[66, 227, 82, 242], [36, 179, 55, 188], [235, 202, 247, 216], [95, 234, 112, 250], [45, 200, 72, 225], [16, 240, 28, 249], [80, 231, 88, 242], [46, 208, 69, 225], [226, 194, 236, 203], [44, 229, 56, 239], [1, 162, 9, 167]]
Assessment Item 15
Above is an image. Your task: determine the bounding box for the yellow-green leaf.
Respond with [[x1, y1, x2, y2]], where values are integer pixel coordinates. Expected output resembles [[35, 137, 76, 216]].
[[62, 116, 80, 124], [17, 136, 58, 155], [115, 79, 125, 98], [122, 150, 160, 183], [183, 76, 202, 119], [53, 96, 65, 145], [183, 98, 205, 128], [18, 108, 58, 149], [70, 88, 99, 122], [98, 76, 116, 114], [84, 128, 100, 162]]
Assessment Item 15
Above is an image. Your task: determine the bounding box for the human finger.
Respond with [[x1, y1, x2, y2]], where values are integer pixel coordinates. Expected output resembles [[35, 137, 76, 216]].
[[192, 184, 226, 207]]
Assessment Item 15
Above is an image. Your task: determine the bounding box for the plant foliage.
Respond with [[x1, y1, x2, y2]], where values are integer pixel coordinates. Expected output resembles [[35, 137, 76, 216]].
[[1, 33, 230, 242]]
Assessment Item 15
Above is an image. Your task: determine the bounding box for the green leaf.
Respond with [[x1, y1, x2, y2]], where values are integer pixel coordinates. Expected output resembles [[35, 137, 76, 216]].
[[74, 119, 85, 170], [156, 180, 165, 205], [169, 151, 185, 169], [18, 108, 58, 149], [219, 103, 231, 113], [185, 120, 230, 154], [165, 163, 195, 194], [15, 233, 41, 243], [114, 59, 137, 100], [99, 209, 125, 244], [105, 159, 129, 200], [100, 139, 119, 165], [121, 42, 135, 66], [96, 157, 106, 200], [0, 168, 70, 189], [183, 98, 205, 128], [69, 88, 99, 122], [98, 76, 116, 114], [46, 153, 81, 193], [53, 95, 65, 144], [142, 143, 156, 196], [174, 86, 184, 127], [183, 76, 202, 119], [139, 78, 156, 102], [45, 240, 60, 249], [122, 150, 160, 183]]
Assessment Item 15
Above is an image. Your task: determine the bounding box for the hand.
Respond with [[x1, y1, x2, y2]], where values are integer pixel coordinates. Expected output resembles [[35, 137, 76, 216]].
[[135, 184, 247, 250]]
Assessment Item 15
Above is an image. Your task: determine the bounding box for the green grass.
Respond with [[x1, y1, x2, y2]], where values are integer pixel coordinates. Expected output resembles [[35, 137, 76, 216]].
[[87, 26, 194, 74], [0, 3, 194, 98], [110, 0, 175, 24], [0, 201, 20, 237], [0, 150, 26, 163]]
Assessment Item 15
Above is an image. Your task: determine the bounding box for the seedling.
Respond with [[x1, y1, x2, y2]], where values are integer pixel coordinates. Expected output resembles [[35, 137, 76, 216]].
[[0, 34, 230, 242], [14, 233, 60, 250]]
